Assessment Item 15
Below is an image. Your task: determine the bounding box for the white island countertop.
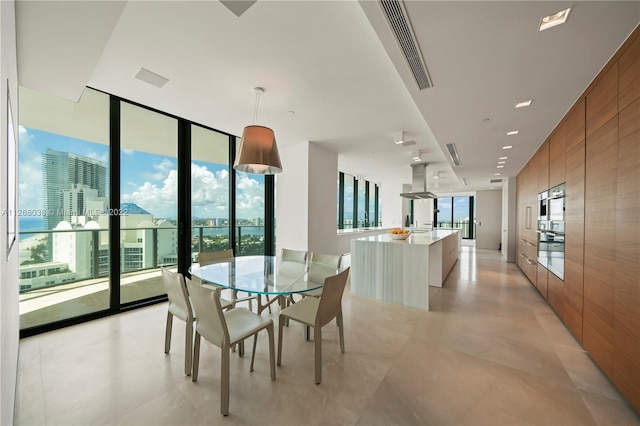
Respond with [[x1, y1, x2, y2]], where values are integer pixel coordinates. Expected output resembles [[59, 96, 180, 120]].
[[354, 229, 459, 246]]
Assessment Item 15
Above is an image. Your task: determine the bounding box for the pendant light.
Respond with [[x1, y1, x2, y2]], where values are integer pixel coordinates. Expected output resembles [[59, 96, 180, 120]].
[[233, 87, 283, 174]]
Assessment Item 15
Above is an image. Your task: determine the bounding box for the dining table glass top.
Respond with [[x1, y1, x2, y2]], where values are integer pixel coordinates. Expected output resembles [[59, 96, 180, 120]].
[[189, 255, 338, 296]]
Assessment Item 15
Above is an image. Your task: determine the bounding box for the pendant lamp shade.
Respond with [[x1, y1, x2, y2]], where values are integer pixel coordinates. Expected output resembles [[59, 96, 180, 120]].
[[234, 125, 282, 174], [233, 87, 283, 174]]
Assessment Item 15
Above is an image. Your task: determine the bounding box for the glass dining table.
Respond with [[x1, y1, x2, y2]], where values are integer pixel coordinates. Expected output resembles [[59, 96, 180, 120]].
[[189, 255, 338, 315]]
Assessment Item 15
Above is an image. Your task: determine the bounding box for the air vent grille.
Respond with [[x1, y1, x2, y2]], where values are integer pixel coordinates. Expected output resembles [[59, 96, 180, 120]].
[[446, 143, 462, 166], [379, 0, 433, 90], [490, 178, 503, 183]]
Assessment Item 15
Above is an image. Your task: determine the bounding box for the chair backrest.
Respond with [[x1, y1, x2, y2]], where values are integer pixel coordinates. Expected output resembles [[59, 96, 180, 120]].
[[185, 277, 229, 348], [316, 267, 350, 328], [310, 252, 341, 268], [308, 262, 339, 286], [162, 267, 193, 322], [279, 249, 308, 278], [198, 249, 234, 266], [281, 248, 307, 264]]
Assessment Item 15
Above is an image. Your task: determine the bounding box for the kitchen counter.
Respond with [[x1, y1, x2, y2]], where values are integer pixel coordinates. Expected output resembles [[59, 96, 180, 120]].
[[350, 229, 459, 310]]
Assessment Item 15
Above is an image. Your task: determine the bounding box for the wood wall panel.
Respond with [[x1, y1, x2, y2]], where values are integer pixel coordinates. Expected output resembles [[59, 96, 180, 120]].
[[537, 140, 549, 192], [586, 63, 618, 138], [614, 97, 640, 410], [566, 99, 585, 152], [549, 124, 566, 187], [619, 34, 640, 112], [584, 115, 618, 377], [564, 141, 585, 342], [536, 265, 548, 300], [547, 273, 564, 318]]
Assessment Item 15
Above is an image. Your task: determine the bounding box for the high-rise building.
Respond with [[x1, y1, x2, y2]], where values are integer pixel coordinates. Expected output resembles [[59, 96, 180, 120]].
[[43, 148, 107, 229]]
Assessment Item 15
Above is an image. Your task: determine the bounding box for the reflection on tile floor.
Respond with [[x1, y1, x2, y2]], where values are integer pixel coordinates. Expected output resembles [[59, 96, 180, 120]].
[[15, 248, 640, 425]]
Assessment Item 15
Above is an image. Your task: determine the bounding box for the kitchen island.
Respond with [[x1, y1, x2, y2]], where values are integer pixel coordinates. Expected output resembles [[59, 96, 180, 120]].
[[350, 229, 459, 311]]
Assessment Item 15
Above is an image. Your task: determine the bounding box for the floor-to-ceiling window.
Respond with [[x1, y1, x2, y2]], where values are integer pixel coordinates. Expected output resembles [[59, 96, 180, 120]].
[[119, 102, 178, 304], [343, 173, 355, 229], [434, 195, 475, 239], [18, 87, 111, 329], [191, 125, 230, 259], [235, 171, 265, 255], [18, 86, 274, 336], [337, 173, 380, 229]]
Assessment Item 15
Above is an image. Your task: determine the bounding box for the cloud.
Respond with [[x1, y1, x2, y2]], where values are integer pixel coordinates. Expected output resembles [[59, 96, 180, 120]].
[[18, 126, 43, 211], [142, 158, 176, 181], [121, 163, 265, 220]]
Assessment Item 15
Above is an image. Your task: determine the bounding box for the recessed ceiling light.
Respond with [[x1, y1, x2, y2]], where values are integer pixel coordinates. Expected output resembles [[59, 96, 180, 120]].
[[503, 146, 512, 150], [539, 8, 571, 31], [494, 173, 501, 176], [499, 156, 508, 160], [515, 99, 533, 108], [498, 161, 506, 164], [507, 130, 519, 136], [497, 165, 504, 168]]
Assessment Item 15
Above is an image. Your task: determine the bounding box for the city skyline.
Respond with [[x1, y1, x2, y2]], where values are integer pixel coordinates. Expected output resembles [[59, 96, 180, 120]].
[[18, 126, 266, 230]]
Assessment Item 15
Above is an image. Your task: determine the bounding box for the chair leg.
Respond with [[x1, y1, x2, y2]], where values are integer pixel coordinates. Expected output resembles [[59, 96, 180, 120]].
[[338, 312, 345, 353], [250, 334, 258, 372], [267, 323, 276, 380], [192, 332, 201, 382], [221, 346, 230, 416], [314, 327, 322, 385], [185, 320, 193, 376], [277, 315, 285, 366], [164, 312, 173, 354]]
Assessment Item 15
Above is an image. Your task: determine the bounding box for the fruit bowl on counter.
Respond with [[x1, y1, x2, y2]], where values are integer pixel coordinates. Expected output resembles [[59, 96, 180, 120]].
[[387, 228, 411, 240]]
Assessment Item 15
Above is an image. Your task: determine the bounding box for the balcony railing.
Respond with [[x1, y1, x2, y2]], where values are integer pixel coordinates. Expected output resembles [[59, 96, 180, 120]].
[[435, 221, 476, 239]]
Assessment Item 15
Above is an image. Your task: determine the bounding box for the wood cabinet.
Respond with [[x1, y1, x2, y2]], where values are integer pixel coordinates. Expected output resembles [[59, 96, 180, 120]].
[[564, 141, 585, 342], [518, 237, 537, 286], [536, 263, 547, 300], [549, 124, 566, 188], [614, 96, 640, 411], [516, 26, 639, 414], [619, 34, 640, 112], [536, 140, 549, 193]]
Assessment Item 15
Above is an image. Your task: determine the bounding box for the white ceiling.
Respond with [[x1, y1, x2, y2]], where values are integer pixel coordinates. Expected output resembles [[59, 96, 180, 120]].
[[16, 0, 640, 193]]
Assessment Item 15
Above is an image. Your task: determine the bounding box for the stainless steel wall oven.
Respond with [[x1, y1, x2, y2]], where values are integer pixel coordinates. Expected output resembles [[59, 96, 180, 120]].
[[537, 183, 565, 280]]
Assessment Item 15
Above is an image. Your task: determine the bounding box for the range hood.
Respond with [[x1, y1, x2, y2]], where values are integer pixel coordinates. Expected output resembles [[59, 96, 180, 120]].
[[400, 162, 437, 199]]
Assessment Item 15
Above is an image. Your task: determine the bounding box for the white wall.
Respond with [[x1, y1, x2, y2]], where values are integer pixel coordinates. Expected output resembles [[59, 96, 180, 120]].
[[276, 141, 339, 256], [381, 181, 404, 228], [413, 198, 434, 228], [275, 141, 309, 252], [1, 1, 19, 423], [475, 189, 502, 250], [307, 143, 338, 255], [501, 177, 517, 262]]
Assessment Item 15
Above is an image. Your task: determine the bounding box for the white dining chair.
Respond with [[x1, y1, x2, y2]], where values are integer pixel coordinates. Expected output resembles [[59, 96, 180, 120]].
[[198, 249, 256, 310], [186, 277, 276, 416], [302, 252, 343, 298], [161, 267, 194, 376], [277, 267, 350, 384]]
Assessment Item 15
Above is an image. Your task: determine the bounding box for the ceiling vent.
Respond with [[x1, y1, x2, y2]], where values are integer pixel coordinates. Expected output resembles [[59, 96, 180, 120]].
[[379, 0, 433, 90], [490, 178, 503, 183], [135, 68, 169, 88], [220, 0, 257, 17], [446, 143, 462, 166]]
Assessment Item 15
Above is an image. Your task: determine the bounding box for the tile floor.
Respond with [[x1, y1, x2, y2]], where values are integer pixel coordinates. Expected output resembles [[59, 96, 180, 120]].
[[14, 248, 640, 425]]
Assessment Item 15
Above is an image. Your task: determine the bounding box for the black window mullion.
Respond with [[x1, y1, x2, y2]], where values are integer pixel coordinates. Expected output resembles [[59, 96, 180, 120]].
[[265, 175, 275, 256], [109, 96, 120, 311], [353, 178, 359, 228], [338, 172, 344, 229], [177, 120, 190, 275], [374, 184, 379, 227], [364, 181, 369, 227], [229, 135, 237, 254]]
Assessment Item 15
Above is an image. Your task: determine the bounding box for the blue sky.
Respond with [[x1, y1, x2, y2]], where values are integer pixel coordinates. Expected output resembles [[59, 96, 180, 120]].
[[19, 126, 264, 223]]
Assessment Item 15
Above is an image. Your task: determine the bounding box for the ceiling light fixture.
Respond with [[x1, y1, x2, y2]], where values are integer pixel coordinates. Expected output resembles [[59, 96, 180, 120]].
[[494, 173, 501, 176], [461, 177, 469, 186], [539, 7, 571, 31], [507, 130, 519, 136], [234, 87, 282, 175], [499, 156, 508, 160], [497, 165, 504, 168], [498, 161, 506, 164], [503, 145, 513, 150], [515, 99, 533, 108], [393, 131, 405, 144], [412, 150, 422, 162]]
